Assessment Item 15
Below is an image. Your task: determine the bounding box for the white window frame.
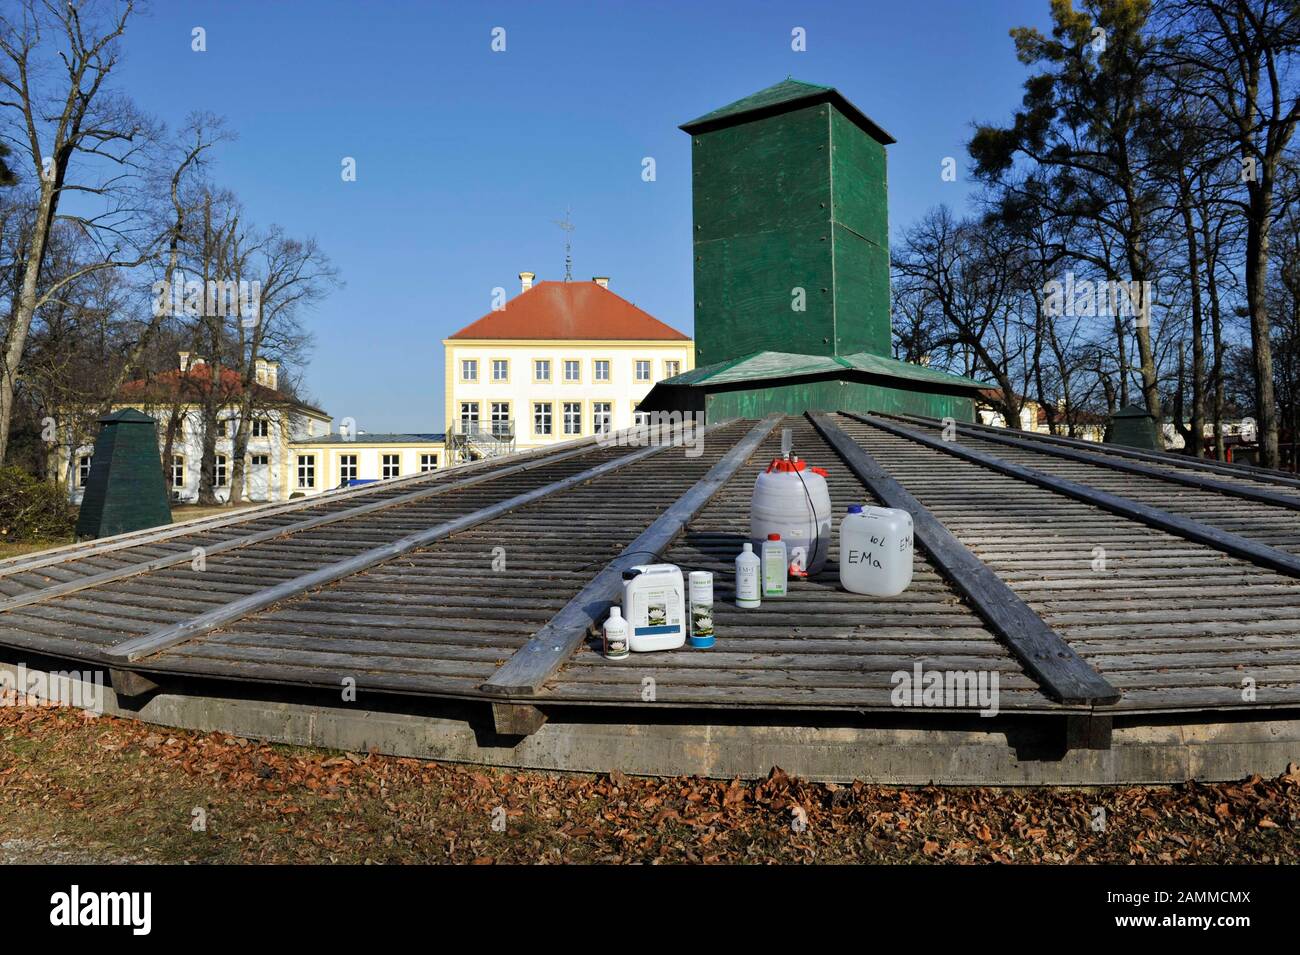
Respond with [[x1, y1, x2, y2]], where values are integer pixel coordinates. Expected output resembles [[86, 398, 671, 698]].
[[593, 401, 612, 434], [461, 358, 478, 382], [563, 359, 581, 382], [635, 359, 651, 382], [533, 358, 551, 382], [382, 454, 401, 479], [77, 454, 94, 486], [490, 402, 511, 438], [297, 454, 316, 489], [339, 453, 358, 483], [593, 359, 611, 382], [420, 453, 438, 472], [534, 401, 553, 436], [170, 455, 184, 489], [491, 358, 510, 382], [563, 402, 582, 436], [215, 454, 229, 488]]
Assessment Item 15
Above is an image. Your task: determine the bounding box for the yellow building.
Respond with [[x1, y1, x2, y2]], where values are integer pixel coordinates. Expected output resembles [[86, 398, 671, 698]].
[[287, 429, 446, 498], [442, 274, 694, 460]]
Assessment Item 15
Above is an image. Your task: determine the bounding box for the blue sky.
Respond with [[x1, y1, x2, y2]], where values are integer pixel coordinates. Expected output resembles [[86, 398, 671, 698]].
[[115, 0, 1051, 431]]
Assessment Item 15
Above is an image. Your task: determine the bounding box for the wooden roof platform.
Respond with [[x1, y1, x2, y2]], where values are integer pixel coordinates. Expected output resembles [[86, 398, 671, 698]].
[[3, 412, 1300, 742]]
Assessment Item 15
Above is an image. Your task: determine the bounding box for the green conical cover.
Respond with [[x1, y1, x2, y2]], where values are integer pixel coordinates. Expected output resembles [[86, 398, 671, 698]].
[[75, 409, 173, 540], [1105, 403, 1161, 451]]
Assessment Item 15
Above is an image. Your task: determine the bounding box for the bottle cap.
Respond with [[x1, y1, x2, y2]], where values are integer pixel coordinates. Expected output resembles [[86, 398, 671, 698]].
[[847, 504, 863, 514], [608, 606, 622, 620], [767, 533, 781, 541], [741, 542, 752, 552]]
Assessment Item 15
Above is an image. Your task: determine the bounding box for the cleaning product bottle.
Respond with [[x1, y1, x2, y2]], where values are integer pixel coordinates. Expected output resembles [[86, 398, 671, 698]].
[[603, 606, 629, 659], [735, 542, 761, 608], [762, 533, 788, 597]]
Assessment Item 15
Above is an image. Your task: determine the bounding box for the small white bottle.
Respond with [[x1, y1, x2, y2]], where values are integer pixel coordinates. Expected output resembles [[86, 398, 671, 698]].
[[762, 533, 788, 597], [603, 606, 629, 659], [735, 543, 761, 608]]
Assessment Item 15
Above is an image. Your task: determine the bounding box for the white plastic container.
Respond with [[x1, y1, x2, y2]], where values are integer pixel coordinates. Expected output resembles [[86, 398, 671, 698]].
[[838, 505, 914, 596], [751, 457, 833, 575], [603, 606, 629, 659], [735, 543, 761, 608], [688, 571, 715, 648], [762, 533, 788, 597], [622, 563, 686, 652]]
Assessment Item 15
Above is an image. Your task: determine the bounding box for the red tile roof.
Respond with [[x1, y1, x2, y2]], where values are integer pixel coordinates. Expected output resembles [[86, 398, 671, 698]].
[[448, 280, 690, 341], [117, 363, 327, 416]]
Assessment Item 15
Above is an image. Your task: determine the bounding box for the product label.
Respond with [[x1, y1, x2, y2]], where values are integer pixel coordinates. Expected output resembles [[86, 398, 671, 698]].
[[631, 587, 682, 635]]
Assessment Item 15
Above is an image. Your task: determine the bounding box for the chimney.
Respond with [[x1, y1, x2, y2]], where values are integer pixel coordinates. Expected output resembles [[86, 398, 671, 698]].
[[519, 271, 536, 293], [265, 360, 279, 391], [178, 351, 191, 372], [592, 276, 610, 289], [255, 357, 268, 385]]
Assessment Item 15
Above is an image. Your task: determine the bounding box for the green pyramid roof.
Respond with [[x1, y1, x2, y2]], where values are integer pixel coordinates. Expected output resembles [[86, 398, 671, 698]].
[[660, 350, 986, 390], [680, 78, 896, 144]]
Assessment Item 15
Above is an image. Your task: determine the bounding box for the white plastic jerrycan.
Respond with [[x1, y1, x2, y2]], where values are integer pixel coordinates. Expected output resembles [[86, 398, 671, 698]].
[[839, 505, 914, 596], [750, 456, 833, 576]]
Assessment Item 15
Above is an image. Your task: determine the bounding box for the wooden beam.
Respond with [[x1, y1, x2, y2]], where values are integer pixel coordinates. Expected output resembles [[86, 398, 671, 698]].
[[893, 411, 1300, 491], [885, 413, 1300, 510], [856, 413, 1300, 580], [491, 702, 548, 736], [0, 431, 613, 579], [1064, 713, 1113, 751], [482, 415, 783, 700], [0, 436, 622, 614], [809, 413, 1119, 706], [109, 668, 159, 698], [104, 419, 732, 665]]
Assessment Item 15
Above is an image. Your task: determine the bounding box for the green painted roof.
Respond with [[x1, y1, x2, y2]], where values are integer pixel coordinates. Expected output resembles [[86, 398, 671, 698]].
[[98, 408, 157, 424], [660, 351, 987, 391], [680, 78, 896, 144]]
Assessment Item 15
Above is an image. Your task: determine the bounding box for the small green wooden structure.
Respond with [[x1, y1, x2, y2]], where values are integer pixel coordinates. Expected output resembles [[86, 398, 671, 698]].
[[641, 79, 986, 422], [1105, 403, 1162, 451], [75, 409, 172, 540]]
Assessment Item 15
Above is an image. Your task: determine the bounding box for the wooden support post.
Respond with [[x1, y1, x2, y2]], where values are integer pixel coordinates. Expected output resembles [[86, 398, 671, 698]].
[[1065, 713, 1113, 751], [483, 415, 783, 699], [109, 668, 159, 698], [491, 702, 548, 737], [809, 412, 1120, 706]]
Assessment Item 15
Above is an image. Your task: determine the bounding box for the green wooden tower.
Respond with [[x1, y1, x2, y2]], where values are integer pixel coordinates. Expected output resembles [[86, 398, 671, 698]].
[[640, 79, 987, 422], [75, 409, 173, 540], [684, 78, 894, 365]]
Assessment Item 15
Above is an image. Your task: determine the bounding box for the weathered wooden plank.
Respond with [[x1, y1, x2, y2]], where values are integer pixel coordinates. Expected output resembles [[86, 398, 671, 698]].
[[482, 415, 783, 699], [105, 419, 735, 664], [854, 413, 1300, 580], [0, 431, 613, 576], [892, 414, 1300, 512], [894, 412, 1300, 491], [0, 436, 643, 615], [810, 412, 1120, 706]]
